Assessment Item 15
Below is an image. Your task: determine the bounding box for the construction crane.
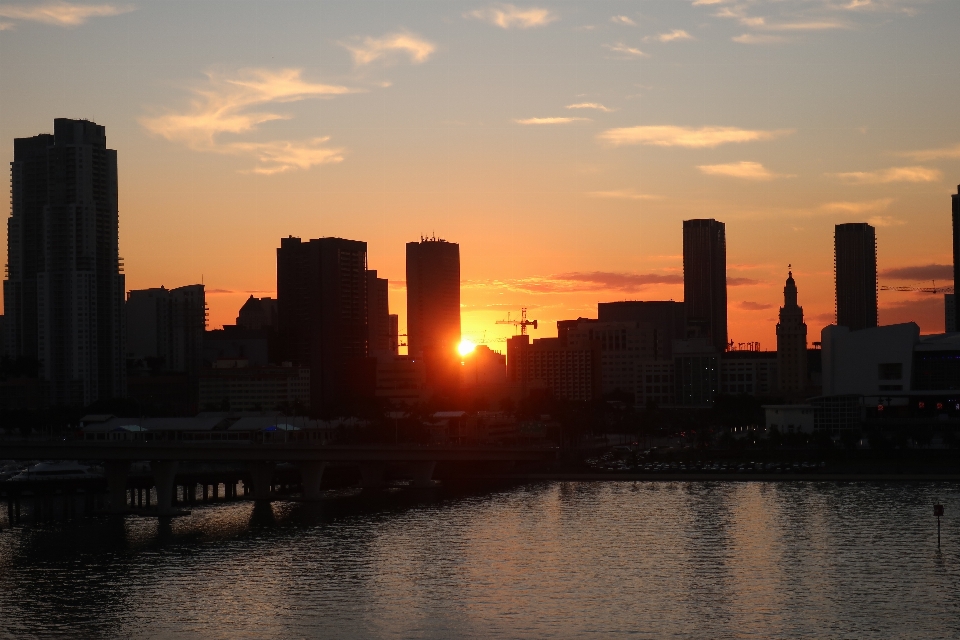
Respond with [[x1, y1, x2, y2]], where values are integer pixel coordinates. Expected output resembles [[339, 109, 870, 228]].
[[496, 307, 538, 335], [880, 280, 954, 294]]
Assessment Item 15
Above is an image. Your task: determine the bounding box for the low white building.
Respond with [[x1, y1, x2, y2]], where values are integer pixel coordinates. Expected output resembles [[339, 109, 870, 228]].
[[821, 323, 919, 396], [763, 404, 815, 434]]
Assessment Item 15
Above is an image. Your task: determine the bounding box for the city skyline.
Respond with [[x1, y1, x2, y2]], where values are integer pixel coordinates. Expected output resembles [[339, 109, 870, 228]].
[[1, 1, 959, 349]]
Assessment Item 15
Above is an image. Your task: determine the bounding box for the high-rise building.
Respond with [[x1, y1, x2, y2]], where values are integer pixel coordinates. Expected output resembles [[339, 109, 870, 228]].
[[949, 186, 960, 331], [406, 237, 460, 388], [388, 314, 400, 355], [507, 334, 601, 402], [236, 295, 277, 330], [126, 284, 206, 375], [683, 219, 727, 353], [4, 119, 125, 406], [366, 269, 391, 356], [597, 301, 686, 358], [834, 223, 878, 331], [776, 270, 807, 395], [277, 236, 370, 412]]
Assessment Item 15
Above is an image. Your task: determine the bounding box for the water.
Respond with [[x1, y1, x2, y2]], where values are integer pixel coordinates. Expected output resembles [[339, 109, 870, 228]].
[[1, 481, 959, 639]]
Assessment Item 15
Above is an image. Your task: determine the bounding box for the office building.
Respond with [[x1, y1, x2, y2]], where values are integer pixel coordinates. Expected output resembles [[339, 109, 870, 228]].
[[776, 270, 807, 396], [375, 355, 425, 406], [636, 360, 675, 407], [199, 360, 310, 412], [560, 318, 658, 398], [721, 350, 777, 396], [406, 237, 461, 389], [126, 284, 206, 374], [461, 345, 507, 387], [597, 301, 687, 358], [946, 294, 956, 333], [507, 334, 601, 402], [834, 223, 878, 331], [683, 219, 727, 352], [673, 337, 719, 406], [4, 119, 125, 405], [366, 270, 391, 356], [236, 295, 277, 330], [277, 236, 371, 412]]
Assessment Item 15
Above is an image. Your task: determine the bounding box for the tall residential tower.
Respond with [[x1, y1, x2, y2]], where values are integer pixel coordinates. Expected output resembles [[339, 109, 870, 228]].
[[406, 237, 460, 389], [834, 223, 878, 331], [683, 219, 727, 353], [4, 119, 125, 406]]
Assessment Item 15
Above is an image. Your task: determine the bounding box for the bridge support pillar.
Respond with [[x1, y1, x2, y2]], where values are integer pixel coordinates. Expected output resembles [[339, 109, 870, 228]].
[[410, 461, 436, 488], [105, 461, 130, 513], [359, 463, 386, 489], [299, 462, 327, 501], [249, 462, 275, 501], [151, 460, 179, 516]]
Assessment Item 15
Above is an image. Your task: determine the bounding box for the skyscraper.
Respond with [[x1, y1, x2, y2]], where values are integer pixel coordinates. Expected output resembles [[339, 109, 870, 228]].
[[406, 238, 460, 389], [4, 119, 125, 406], [277, 236, 370, 412], [949, 185, 960, 332], [683, 219, 727, 353], [834, 223, 878, 331], [776, 269, 807, 396], [126, 284, 206, 375], [366, 269, 391, 356]]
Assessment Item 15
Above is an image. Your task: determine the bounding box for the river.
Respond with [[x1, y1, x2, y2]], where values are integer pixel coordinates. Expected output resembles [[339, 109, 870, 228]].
[[1, 481, 958, 639]]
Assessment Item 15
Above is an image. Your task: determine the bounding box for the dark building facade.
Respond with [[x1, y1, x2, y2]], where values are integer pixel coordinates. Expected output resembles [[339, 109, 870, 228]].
[[682, 219, 727, 353], [949, 186, 960, 332], [834, 223, 877, 331], [126, 284, 205, 375], [776, 270, 807, 396], [236, 295, 277, 330], [366, 269, 391, 356], [406, 238, 460, 389], [277, 236, 370, 412], [4, 119, 125, 406], [597, 301, 687, 358]]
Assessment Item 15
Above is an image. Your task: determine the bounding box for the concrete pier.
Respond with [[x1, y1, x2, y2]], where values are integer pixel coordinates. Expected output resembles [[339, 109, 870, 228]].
[[105, 461, 131, 513], [151, 460, 179, 515], [299, 462, 327, 501], [249, 462, 275, 501]]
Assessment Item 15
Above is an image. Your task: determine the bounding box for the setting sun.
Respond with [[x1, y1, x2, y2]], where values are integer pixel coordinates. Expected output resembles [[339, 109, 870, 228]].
[[458, 339, 476, 357]]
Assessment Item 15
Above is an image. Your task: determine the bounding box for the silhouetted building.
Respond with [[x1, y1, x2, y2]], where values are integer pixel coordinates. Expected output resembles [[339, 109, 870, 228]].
[[388, 314, 400, 355], [721, 350, 777, 396], [949, 185, 960, 331], [375, 355, 425, 406], [946, 293, 956, 333], [199, 360, 310, 412], [127, 285, 205, 375], [406, 238, 460, 390], [673, 337, 719, 406], [236, 295, 277, 330], [277, 236, 371, 412], [562, 319, 659, 399], [598, 300, 687, 358], [4, 119, 125, 405], [776, 270, 807, 396], [834, 223, 877, 331], [461, 345, 507, 387], [507, 334, 601, 402], [683, 219, 727, 352], [366, 270, 391, 356], [203, 326, 270, 366]]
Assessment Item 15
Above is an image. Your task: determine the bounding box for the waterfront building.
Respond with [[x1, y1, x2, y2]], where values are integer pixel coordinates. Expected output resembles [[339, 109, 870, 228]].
[[834, 223, 878, 331], [597, 301, 686, 358], [561, 319, 658, 398], [199, 360, 310, 412], [406, 237, 461, 390], [507, 334, 601, 402], [366, 270, 391, 356], [4, 119, 126, 406], [763, 405, 815, 434], [203, 326, 270, 367], [636, 359, 675, 406], [127, 284, 206, 375], [683, 219, 727, 353], [721, 350, 777, 396], [276, 236, 371, 411], [821, 323, 918, 396], [673, 337, 719, 406], [776, 270, 808, 396], [375, 354, 426, 406]]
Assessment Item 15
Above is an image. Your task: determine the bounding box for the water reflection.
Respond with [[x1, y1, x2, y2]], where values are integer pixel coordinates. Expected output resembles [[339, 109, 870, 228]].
[[0, 482, 958, 639]]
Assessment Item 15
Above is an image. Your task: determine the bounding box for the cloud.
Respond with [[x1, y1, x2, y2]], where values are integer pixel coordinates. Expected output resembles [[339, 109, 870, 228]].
[[739, 301, 774, 311], [586, 189, 660, 200], [697, 161, 792, 180], [341, 31, 435, 65], [598, 125, 792, 148], [0, 2, 134, 27], [692, 0, 727, 4], [611, 15, 635, 25], [880, 264, 953, 281], [902, 142, 960, 162], [566, 102, 614, 112], [206, 288, 235, 295], [651, 29, 694, 42], [728, 277, 761, 286], [809, 311, 836, 324], [880, 296, 945, 333], [819, 198, 893, 214], [832, 166, 942, 184], [467, 4, 557, 29], [761, 21, 846, 31], [603, 42, 647, 57], [732, 34, 788, 43], [514, 117, 589, 125], [467, 272, 683, 294], [867, 215, 905, 227], [0, 21, 13, 29], [141, 68, 353, 174]]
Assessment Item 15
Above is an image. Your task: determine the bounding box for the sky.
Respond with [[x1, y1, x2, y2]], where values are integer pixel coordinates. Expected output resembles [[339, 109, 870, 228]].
[[1, 0, 959, 352]]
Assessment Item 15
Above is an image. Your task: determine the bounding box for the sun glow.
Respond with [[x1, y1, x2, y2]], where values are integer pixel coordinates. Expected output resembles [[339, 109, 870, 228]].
[[458, 339, 476, 357]]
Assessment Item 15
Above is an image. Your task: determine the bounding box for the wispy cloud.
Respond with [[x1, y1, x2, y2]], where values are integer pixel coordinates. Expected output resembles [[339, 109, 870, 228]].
[[514, 116, 589, 125], [466, 272, 682, 294], [832, 166, 941, 184], [692, 0, 727, 5], [733, 33, 788, 43], [902, 142, 960, 162], [697, 161, 792, 180], [867, 216, 905, 227], [650, 29, 694, 42], [0, 1, 133, 27], [141, 68, 353, 174], [819, 198, 893, 214], [586, 189, 660, 200], [599, 125, 792, 148], [341, 31, 435, 65], [739, 301, 773, 311], [610, 15, 635, 26], [728, 277, 761, 286], [603, 42, 647, 57], [467, 4, 557, 29], [880, 264, 953, 281], [566, 102, 614, 112]]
